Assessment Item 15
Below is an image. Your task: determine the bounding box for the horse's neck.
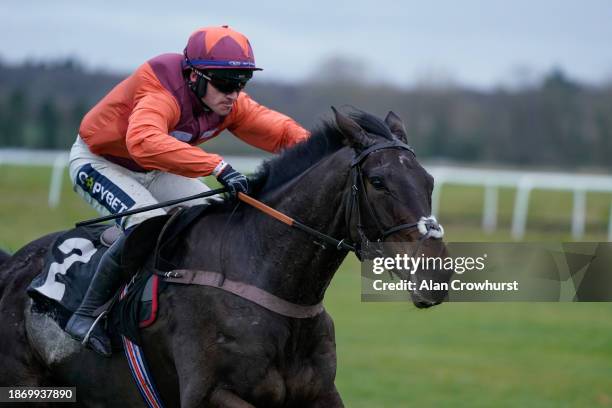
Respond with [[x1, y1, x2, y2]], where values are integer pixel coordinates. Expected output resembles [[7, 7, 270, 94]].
[[187, 150, 352, 305], [252, 154, 353, 304]]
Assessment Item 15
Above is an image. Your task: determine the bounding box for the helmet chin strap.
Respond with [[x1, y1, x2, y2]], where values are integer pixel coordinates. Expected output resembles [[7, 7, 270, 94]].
[[186, 70, 212, 112]]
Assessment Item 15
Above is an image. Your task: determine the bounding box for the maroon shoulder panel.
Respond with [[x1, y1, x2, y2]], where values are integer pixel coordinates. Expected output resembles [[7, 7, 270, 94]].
[[148, 53, 225, 144]]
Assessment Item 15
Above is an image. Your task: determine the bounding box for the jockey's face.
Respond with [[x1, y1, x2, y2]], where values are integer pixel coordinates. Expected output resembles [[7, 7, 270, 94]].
[[190, 71, 239, 116], [202, 81, 239, 116]]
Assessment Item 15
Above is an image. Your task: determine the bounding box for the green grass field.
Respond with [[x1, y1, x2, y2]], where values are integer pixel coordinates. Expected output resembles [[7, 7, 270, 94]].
[[1, 165, 611, 407]]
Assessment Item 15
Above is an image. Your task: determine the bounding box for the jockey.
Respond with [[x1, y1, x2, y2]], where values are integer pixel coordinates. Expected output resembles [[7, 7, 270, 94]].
[[65, 26, 310, 356]]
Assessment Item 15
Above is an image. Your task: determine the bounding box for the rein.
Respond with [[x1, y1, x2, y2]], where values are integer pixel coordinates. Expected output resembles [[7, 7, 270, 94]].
[[238, 140, 443, 259], [162, 139, 444, 319]]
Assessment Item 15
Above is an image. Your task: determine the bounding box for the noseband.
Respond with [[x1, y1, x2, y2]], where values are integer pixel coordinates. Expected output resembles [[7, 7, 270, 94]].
[[343, 139, 444, 260]]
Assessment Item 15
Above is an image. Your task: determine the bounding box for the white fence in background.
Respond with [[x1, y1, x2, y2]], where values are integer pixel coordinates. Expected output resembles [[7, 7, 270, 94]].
[[2, 149, 612, 241], [428, 167, 612, 240]]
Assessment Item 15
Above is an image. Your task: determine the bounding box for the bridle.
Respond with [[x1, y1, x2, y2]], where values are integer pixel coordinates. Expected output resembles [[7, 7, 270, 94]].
[[342, 138, 444, 260]]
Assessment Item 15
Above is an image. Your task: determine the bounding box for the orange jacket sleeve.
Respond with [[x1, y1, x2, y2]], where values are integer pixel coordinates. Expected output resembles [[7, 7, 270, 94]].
[[224, 93, 310, 153], [125, 70, 223, 178]]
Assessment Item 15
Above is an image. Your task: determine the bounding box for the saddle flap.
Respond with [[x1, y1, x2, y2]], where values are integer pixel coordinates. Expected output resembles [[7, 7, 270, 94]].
[[121, 215, 171, 278]]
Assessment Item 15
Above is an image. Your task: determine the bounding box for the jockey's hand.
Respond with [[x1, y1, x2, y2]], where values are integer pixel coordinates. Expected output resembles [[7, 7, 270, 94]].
[[215, 163, 249, 198]]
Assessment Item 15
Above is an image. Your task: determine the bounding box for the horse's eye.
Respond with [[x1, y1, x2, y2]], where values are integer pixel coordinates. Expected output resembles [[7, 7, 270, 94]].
[[369, 176, 386, 190]]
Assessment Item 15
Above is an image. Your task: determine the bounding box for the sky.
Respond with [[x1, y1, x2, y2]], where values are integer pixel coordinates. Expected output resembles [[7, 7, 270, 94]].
[[1, 0, 611, 89]]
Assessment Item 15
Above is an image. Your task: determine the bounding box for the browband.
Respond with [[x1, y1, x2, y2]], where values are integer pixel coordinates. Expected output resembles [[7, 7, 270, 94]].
[[351, 140, 414, 167]]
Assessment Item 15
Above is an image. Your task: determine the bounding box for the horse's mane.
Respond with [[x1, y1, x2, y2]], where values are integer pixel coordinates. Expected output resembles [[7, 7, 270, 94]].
[[249, 108, 394, 196]]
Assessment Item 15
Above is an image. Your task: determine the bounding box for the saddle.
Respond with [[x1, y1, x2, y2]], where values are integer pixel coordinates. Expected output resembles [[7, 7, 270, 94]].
[[27, 204, 211, 346]]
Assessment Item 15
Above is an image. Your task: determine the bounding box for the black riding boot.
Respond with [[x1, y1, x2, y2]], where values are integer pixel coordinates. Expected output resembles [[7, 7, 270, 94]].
[[65, 232, 128, 357]]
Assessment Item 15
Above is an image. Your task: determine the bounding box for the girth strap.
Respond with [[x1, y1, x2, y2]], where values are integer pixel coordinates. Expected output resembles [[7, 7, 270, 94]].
[[162, 270, 324, 319]]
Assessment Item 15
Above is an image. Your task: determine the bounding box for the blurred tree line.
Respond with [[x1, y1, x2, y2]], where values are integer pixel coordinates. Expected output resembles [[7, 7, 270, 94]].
[[1, 57, 611, 170]]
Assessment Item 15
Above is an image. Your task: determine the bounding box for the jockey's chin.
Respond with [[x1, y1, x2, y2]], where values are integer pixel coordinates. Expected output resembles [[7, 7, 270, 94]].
[[206, 99, 235, 116], [215, 103, 235, 116]]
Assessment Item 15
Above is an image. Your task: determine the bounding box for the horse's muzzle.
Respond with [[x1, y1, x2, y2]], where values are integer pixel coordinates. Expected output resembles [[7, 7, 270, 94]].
[[411, 291, 443, 309]]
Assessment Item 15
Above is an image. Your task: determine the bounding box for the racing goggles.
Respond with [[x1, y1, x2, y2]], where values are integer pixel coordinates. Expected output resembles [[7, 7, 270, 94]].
[[199, 70, 252, 94]]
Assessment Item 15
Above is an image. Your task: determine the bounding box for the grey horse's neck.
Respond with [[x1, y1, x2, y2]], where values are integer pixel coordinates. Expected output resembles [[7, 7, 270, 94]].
[[186, 148, 353, 306]]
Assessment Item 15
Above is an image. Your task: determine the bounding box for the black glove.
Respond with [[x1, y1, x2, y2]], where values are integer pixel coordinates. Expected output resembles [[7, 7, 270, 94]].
[[215, 163, 249, 198]]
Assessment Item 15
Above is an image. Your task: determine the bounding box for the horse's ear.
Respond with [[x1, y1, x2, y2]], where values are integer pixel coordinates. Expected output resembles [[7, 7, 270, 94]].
[[331, 106, 375, 149], [385, 111, 408, 143]]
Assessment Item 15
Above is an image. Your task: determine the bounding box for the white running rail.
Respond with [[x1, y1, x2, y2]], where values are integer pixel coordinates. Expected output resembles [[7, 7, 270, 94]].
[[2, 149, 611, 240]]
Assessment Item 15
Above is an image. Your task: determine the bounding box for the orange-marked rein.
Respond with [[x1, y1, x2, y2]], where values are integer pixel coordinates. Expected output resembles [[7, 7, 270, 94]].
[[237, 192, 294, 226], [237, 192, 355, 252]]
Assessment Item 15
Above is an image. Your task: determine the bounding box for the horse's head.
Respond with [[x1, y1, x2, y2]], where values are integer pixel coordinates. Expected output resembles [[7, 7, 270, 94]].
[[333, 107, 452, 308]]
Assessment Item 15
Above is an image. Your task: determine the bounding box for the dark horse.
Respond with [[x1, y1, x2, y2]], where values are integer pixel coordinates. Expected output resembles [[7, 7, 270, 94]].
[[0, 108, 451, 407]]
